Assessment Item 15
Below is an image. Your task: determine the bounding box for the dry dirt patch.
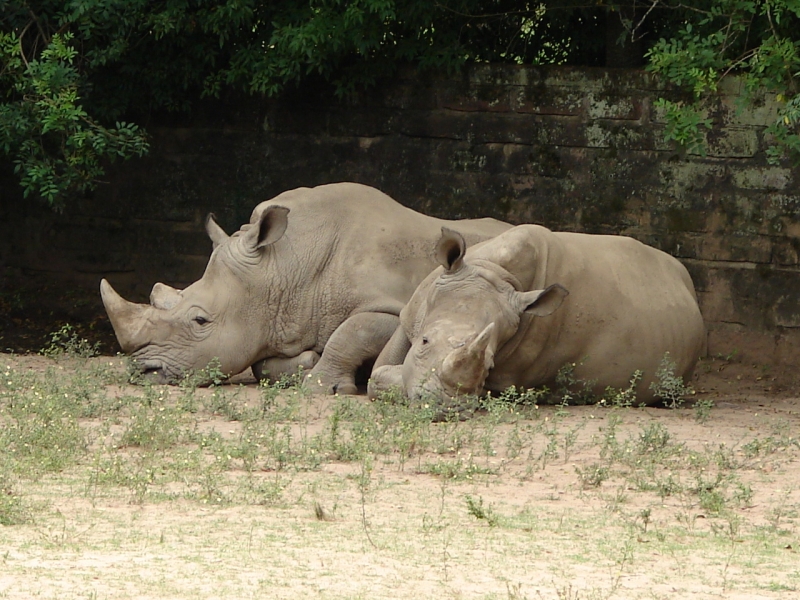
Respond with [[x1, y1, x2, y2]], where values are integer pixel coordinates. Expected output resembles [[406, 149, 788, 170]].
[[0, 353, 798, 599]]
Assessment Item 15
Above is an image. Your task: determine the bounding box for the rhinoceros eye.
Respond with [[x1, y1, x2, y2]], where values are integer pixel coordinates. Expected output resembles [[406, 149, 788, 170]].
[[421, 336, 429, 345], [194, 316, 209, 325]]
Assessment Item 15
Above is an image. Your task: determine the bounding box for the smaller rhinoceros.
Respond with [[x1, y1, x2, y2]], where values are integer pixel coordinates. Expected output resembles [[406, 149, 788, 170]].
[[369, 224, 706, 406]]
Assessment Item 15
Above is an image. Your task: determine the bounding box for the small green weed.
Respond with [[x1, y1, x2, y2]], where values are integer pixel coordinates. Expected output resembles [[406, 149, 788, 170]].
[[636, 422, 672, 455], [575, 462, 610, 488], [649, 352, 693, 408], [179, 357, 227, 390], [421, 457, 497, 480], [493, 385, 549, 410], [465, 494, 500, 526], [40, 324, 99, 359], [554, 361, 597, 405], [118, 389, 192, 451], [698, 487, 728, 516], [0, 471, 29, 525], [693, 398, 715, 424], [600, 370, 643, 408]]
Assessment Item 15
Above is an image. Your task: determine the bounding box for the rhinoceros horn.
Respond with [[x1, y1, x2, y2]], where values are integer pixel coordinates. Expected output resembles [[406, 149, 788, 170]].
[[150, 282, 182, 310], [100, 279, 152, 353], [440, 323, 496, 394]]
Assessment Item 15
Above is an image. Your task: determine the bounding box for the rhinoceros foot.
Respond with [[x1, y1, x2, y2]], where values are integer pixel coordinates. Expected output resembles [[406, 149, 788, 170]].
[[304, 370, 358, 396], [251, 351, 321, 383]]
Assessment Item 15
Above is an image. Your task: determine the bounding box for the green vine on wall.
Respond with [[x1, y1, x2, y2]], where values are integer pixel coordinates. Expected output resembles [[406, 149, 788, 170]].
[[0, 29, 148, 210], [644, 0, 800, 162]]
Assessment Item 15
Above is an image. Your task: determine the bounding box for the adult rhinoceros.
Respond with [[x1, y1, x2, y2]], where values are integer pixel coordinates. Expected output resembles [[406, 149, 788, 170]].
[[369, 224, 706, 406], [101, 183, 511, 393]]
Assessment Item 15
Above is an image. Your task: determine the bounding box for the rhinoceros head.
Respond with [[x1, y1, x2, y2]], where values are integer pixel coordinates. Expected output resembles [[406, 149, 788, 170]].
[[402, 228, 568, 402], [101, 205, 290, 383]]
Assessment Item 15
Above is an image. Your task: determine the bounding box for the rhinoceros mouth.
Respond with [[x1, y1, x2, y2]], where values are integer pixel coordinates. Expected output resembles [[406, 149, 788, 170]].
[[132, 358, 175, 384]]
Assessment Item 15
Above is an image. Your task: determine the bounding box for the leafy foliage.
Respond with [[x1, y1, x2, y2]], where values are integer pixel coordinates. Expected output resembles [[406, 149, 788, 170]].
[[3, 1, 800, 207], [1, 16, 149, 209], [643, 0, 800, 159]]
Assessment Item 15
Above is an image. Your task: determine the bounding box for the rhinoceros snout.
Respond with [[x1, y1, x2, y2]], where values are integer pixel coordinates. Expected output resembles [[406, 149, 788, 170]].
[[408, 381, 447, 405]]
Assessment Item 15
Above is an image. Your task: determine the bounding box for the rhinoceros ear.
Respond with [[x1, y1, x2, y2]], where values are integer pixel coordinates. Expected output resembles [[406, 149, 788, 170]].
[[516, 284, 569, 317], [205, 214, 229, 250], [245, 205, 290, 252], [436, 227, 467, 272]]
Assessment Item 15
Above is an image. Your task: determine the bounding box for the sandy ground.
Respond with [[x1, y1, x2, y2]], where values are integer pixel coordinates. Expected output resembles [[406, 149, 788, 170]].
[[0, 353, 798, 600]]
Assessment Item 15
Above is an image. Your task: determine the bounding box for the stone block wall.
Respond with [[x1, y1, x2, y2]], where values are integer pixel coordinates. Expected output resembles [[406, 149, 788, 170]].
[[2, 65, 799, 366]]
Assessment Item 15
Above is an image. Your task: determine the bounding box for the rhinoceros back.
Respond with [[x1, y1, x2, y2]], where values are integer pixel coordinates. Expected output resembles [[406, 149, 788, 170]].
[[484, 226, 705, 400]]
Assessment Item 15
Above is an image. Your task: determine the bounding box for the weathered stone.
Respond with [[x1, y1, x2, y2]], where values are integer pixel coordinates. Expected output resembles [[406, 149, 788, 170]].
[[732, 167, 792, 190], [706, 128, 759, 158], [468, 64, 534, 87], [584, 121, 654, 150], [510, 86, 584, 116], [439, 84, 512, 113], [586, 93, 643, 120]]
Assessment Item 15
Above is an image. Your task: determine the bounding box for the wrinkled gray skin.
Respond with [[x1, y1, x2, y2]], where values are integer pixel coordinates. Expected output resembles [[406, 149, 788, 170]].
[[369, 225, 706, 406], [101, 183, 510, 392]]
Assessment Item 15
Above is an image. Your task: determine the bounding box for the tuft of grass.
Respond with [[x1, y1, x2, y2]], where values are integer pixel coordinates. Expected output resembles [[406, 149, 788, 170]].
[[0, 470, 29, 525], [421, 457, 497, 481], [693, 398, 715, 423], [0, 366, 89, 473], [118, 389, 192, 451], [636, 421, 672, 455]]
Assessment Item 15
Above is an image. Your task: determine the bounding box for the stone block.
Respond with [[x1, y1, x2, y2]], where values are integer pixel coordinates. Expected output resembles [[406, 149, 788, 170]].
[[728, 265, 800, 330], [771, 238, 800, 267], [439, 84, 512, 112], [502, 143, 569, 178], [327, 108, 396, 137], [693, 265, 738, 322], [716, 83, 781, 127], [656, 162, 727, 205], [448, 144, 506, 173], [732, 167, 793, 191], [702, 233, 774, 263], [467, 64, 533, 87], [510, 86, 584, 116], [380, 84, 439, 110], [706, 127, 759, 158], [586, 93, 643, 120], [584, 121, 653, 150]]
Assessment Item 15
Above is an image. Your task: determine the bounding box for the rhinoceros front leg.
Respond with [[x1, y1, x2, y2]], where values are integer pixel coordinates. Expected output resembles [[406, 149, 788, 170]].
[[372, 325, 411, 370], [251, 351, 321, 383], [367, 325, 411, 399], [306, 312, 400, 395]]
